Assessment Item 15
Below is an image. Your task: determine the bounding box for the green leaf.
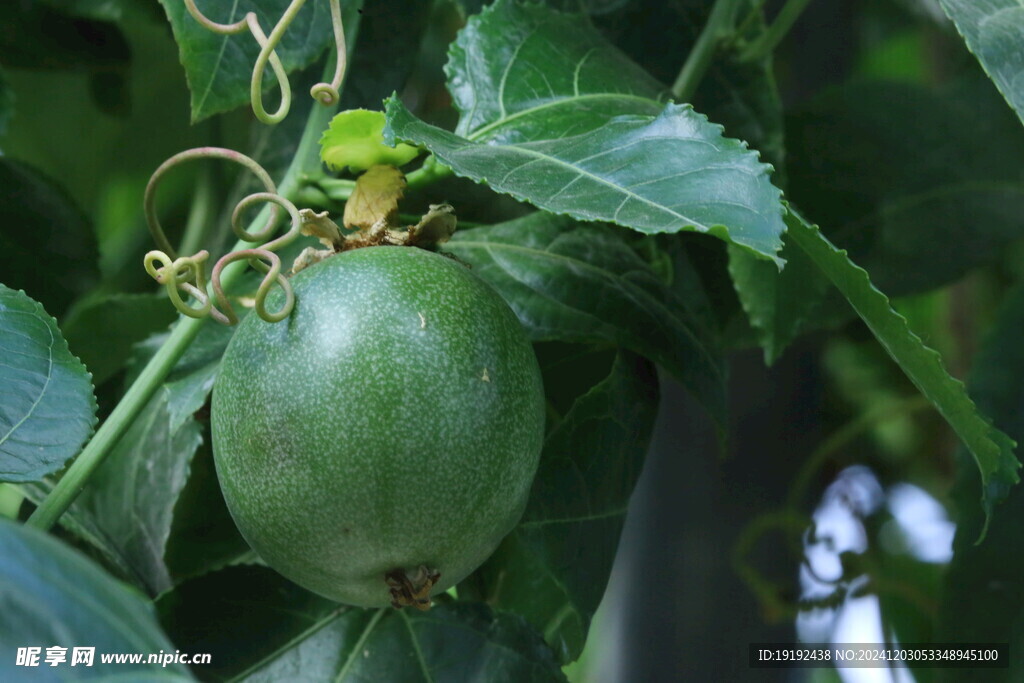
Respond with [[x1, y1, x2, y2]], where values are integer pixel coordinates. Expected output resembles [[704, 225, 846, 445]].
[[444, 212, 725, 424], [0, 159, 98, 317], [624, 0, 786, 171], [388, 97, 785, 263], [0, 518, 193, 681], [728, 233, 830, 364], [939, 284, 1024, 677], [164, 439, 253, 584], [158, 565, 565, 682], [338, 0, 435, 111], [68, 389, 203, 595], [939, 0, 1024, 124], [127, 320, 234, 431], [786, 79, 1024, 296], [786, 209, 1019, 530], [0, 2, 129, 71], [0, 68, 13, 140], [61, 293, 177, 386], [158, 0, 340, 122], [465, 348, 659, 663], [0, 286, 96, 483], [27, 322, 233, 594], [446, 0, 665, 141], [386, 0, 786, 262], [38, 0, 158, 22]]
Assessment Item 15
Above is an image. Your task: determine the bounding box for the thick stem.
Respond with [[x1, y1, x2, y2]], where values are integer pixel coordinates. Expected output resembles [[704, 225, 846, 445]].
[[671, 0, 744, 102], [738, 0, 814, 62], [25, 31, 360, 530]]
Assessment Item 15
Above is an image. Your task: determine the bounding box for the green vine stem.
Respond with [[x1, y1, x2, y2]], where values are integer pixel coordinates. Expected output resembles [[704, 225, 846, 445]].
[[184, 0, 347, 124], [671, 0, 745, 102], [144, 148, 302, 326], [737, 0, 815, 62], [25, 51, 352, 531]]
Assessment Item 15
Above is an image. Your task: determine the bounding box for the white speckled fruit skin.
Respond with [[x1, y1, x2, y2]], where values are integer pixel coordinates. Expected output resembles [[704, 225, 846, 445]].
[[210, 246, 545, 608]]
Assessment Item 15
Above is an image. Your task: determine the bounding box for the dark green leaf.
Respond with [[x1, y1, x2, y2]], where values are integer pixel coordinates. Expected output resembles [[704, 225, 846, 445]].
[[0, 518, 193, 681], [446, 0, 664, 141], [0, 286, 96, 483], [30, 321, 233, 594], [158, 565, 339, 681], [583, 0, 786, 171], [444, 212, 725, 424], [939, 0, 1024, 123], [0, 2, 129, 71], [0, 68, 13, 140], [0, 159, 98, 316], [786, 209, 1019, 530], [62, 321, 235, 592], [20, 477, 144, 587], [128, 320, 234, 431], [159, 0, 341, 121], [69, 389, 203, 595], [386, 0, 786, 262], [158, 565, 564, 682], [61, 293, 176, 386], [388, 97, 785, 263], [466, 348, 659, 663], [940, 284, 1024, 678], [339, 0, 435, 111], [38, 0, 158, 22], [786, 79, 1024, 296], [728, 234, 830, 364], [164, 439, 253, 584]]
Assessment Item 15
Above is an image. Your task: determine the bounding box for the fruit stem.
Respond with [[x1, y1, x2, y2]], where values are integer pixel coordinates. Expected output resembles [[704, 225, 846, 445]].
[[25, 28, 364, 531]]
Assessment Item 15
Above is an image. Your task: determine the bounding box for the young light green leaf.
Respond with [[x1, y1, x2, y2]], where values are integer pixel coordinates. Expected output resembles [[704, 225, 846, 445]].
[[0, 285, 97, 483], [320, 109, 420, 172], [388, 98, 785, 263], [444, 213, 726, 425], [158, 0, 343, 122], [465, 348, 659, 663], [0, 518, 193, 681], [728, 235, 830, 365], [157, 565, 565, 682], [939, 0, 1024, 124], [786, 210, 1019, 531]]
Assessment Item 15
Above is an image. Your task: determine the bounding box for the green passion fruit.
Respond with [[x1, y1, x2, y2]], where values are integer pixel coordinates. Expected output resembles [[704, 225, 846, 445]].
[[210, 246, 545, 608]]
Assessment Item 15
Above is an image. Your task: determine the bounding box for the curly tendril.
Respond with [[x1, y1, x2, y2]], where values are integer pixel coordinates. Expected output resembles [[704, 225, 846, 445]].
[[144, 147, 302, 326], [184, 0, 347, 125]]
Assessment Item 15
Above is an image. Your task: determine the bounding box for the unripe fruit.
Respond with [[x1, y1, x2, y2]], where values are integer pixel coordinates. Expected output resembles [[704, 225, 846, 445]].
[[211, 246, 545, 608]]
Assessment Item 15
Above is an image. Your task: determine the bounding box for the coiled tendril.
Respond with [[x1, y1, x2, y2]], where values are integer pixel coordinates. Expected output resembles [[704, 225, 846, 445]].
[[184, 0, 347, 124], [144, 147, 302, 326]]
